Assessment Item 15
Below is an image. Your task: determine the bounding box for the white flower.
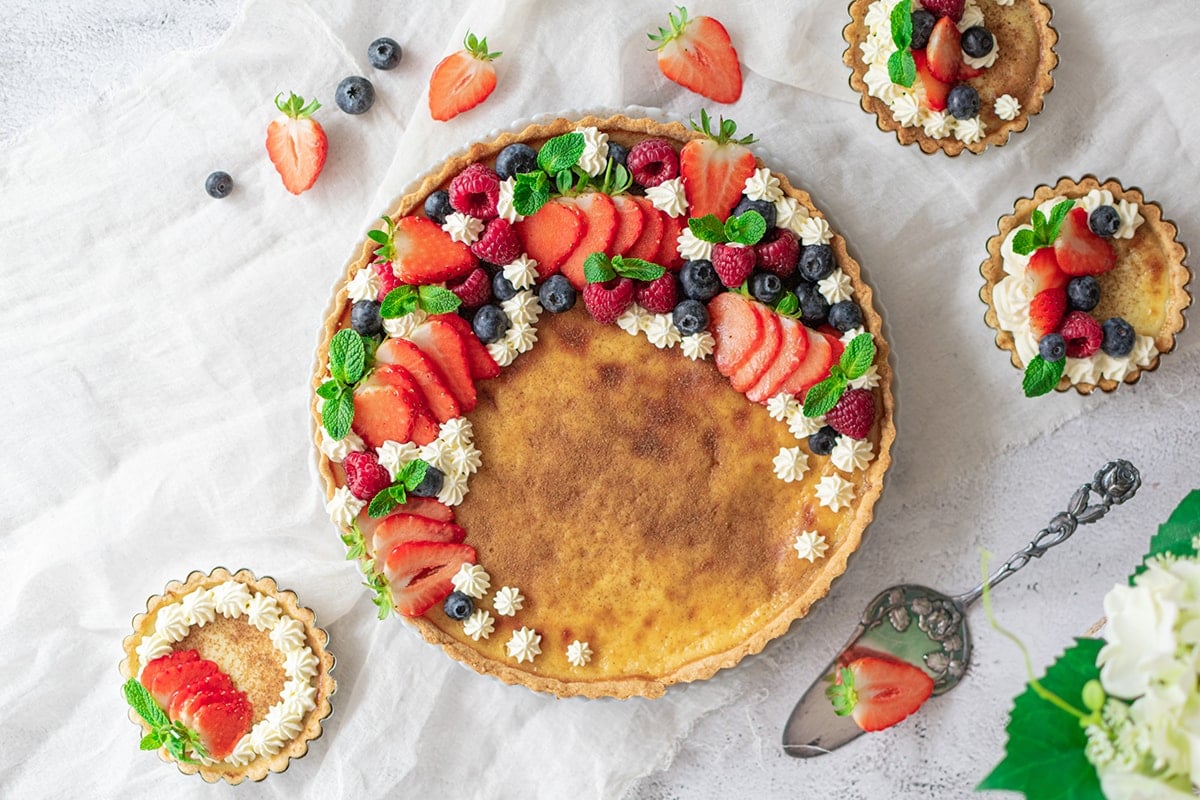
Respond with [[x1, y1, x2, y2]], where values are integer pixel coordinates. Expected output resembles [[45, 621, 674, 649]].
[[743, 168, 783, 204], [766, 392, 800, 422], [442, 212, 483, 245], [798, 216, 833, 247], [502, 258, 540, 292], [566, 640, 593, 667], [773, 447, 809, 483], [451, 563, 491, 599], [645, 315, 682, 349], [345, 268, 381, 303], [676, 227, 714, 261], [645, 177, 688, 218], [616, 303, 652, 336], [506, 627, 542, 664], [815, 475, 855, 512], [994, 94, 1021, 121], [463, 609, 495, 641], [1099, 770, 1195, 800], [1097, 568, 1181, 700], [793, 531, 829, 563], [493, 586, 525, 617], [680, 332, 715, 361], [818, 270, 853, 304]]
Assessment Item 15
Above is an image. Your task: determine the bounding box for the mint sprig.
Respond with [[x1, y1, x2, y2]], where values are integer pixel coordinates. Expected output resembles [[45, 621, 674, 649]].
[[512, 171, 551, 217], [583, 253, 666, 284], [1022, 354, 1065, 398], [380, 284, 461, 319], [802, 333, 876, 418], [123, 678, 208, 763], [319, 328, 372, 440], [887, 0, 916, 87], [1012, 200, 1073, 256], [774, 292, 801, 318], [367, 459, 431, 518], [687, 210, 767, 246], [367, 215, 397, 263], [537, 132, 586, 174], [339, 520, 394, 619]]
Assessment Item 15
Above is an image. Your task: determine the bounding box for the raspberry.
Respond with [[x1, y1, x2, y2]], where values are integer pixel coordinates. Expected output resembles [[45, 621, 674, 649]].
[[711, 243, 756, 288], [373, 259, 403, 301], [448, 163, 500, 220], [754, 229, 800, 277], [447, 267, 492, 309], [343, 451, 392, 501], [635, 273, 678, 314], [626, 139, 680, 188], [921, 0, 964, 21], [1060, 311, 1103, 358], [825, 388, 875, 441], [470, 218, 521, 265], [583, 277, 634, 324]]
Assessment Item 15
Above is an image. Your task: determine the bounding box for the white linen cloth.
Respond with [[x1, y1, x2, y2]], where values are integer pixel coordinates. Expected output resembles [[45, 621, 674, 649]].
[[2, 0, 1200, 797]]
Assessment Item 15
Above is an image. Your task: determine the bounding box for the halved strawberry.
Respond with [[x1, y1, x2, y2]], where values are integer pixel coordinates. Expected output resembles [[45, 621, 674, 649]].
[[679, 112, 757, 221], [782, 330, 837, 395], [912, 50, 950, 112], [1027, 246, 1069, 293], [391, 216, 477, 285], [428, 32, 501, 122], [139, 650, 197, 695], [829, 656, 934, 733], [559, 193, 620, 289], [626, 197, 666, 262], [649, 7, 742, 104], [926, 16, 961, 83], [1029, 288, 1068, 337], [407, 319, 477, 412], [167, 672, 234, 721], [384, 497, 455, 524], [191, 696, 254, 761], [515, 199, 586, 279], [265, 92, 327, 195], [747, 316, 810, 403], [437, 313, 501, 380], [375, 338, 461, 423], [383, 541, 477, 617], [352, 365, 420, 449], [1055, 207, 1117, 276], [373, 513, 467, 557], [610, 195, 646, 257], [731, 304, 783, 393], [146, 657, 218, 710], [709, 292, 765, 377], [656, 214, 688, 271]]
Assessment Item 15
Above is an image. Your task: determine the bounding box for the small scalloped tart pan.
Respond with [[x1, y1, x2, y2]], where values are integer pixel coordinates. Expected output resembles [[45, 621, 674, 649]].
[[119, 568, 335, 784], [843, 0, 1057, 155], [980, 176, 1191, 394], [312, 114, 896, 698]]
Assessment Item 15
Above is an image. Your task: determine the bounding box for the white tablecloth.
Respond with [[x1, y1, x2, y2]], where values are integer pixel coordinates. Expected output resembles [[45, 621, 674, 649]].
[[2, 1, 1199, 797]]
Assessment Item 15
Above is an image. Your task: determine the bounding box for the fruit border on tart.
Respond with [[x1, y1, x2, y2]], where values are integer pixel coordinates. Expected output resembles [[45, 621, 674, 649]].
[[981, 176, 1190, 396], [119, 568, 335, 783], [843, 0, 1057, 155], [312, 112, 895, 698]]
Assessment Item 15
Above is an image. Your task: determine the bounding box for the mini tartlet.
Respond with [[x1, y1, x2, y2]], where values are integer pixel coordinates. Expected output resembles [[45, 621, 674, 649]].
[[981, 176, 1190, 395], [119, 568, 335, 784], [844, 0, 1057, 155]]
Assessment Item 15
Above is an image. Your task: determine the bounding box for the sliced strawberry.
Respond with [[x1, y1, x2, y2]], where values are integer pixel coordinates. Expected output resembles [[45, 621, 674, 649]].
[[407, 319, 477, 412], [747, 316, 810, 403], [832, 656, 934, 733], [1027, 247, 1069, 293], [385, 496, 455, 524], [827, 331, 846, 364], [709, 292, 765, 377], [352, 365, 420, 449], [167, 672, 234, 721], [146, 658, 218, 710], [191, 696, 254, 761], [265, 92, 327, 195], [679, 115, 757, 222], [926, 16, 961, 83], [649, 7, 742, 104], [437, 313, 501, 380], [383, 541, 477, 617], [392, 216, 477, 285], [731, 304, 783, 393], [912, 50, 950, 112], [515, 199, 586, 279], [428, 32, 500, 122], [139, 650, 197, 694], [1029, 288, 1068, 337], [375, 338, 461, 423], [373, 513, 467, 557], [610, 195, 646, 257], [782, 330, 837, 395], [1055, 207, 1117, 276], [175, 686, 241, 729], [559, 193, 620, 289], [626, 197, 666, 262], [959, 63, 985, 80], [655, 214, 688, 271]]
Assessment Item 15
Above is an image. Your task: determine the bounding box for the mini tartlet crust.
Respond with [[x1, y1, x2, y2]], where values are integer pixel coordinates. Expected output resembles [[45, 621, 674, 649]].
[[843, 0, 1058, 156], [119, 567, 336, 784], [980, 176, 1191, 394], [311, 114, 896, 699]]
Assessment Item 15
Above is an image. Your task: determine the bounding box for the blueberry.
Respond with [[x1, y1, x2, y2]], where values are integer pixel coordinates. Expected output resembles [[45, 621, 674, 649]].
[[1089, 205, 1121, 238], [1101, 317, 1135, 357], [368, 37, 403, 70], [732, 196, 777, 230], [672, 299, 710, 335], [495, 143, 539, 180], [960, 26, 995, 58], [492, 271, 518, 302], [472, 304, 510, 343], [1039, 332, 1066, 362], [351, 300, 383, 337], [410, 465, 445, 498], [946, 85, 981, 120], [607, 142, 629, 169], [910, 10, 936, 49], [679, 259, 722, 301], [443, 591, 473, 620], [205, 170, 233, 199], [808, 426, 838, 456], [335, 76, 375, 115], [424, 190, 454, 225], [795, 283, 829, 328], [749, 272, 784, 305], [797, 244, 835, 283], [538, 274, 576, 313], [828, 300, 863, 332], [1066, 276, 1101, 311]]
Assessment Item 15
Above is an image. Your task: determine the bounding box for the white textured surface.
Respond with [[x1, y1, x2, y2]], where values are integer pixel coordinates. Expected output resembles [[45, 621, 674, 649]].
[[2, 1, 1199, 798]]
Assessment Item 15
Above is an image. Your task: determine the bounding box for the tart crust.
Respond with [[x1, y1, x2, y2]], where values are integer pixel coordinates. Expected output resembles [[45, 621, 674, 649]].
[[312, 114, 896, 698], [843, 0, 1058, 155], [119, 567, 336, 784], [980, 176, 1191, 394]]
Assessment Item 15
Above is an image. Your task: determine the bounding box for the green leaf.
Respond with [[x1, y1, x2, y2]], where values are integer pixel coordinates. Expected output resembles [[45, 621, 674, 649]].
[[774, 292, 800, 318], [688, 214, 727, 244], [890, 0, 912, 49], [398, 459, 430, 491], [329, 328, 365, 385], [322, 387, 355, 440], [825, 666, 857, 716], [555, 169, 574, 196], [1132, 491, 1200, 582], [366, 229, 389, 245], [1032, 209, 1048, 243], [512, 171, 550, 217], [978, 638, 1104, 799], [418, 285, 462, 315], [537, 132, 586, 174], [1047, 200, 1074, 242], [724, 210, 767, 246], [612, 256, 666, 282], [123, 678, 169, 729], [803, 374, 847, 418], [316, 380, 340, 400], [380, 286, 419, 319], [1022, 355, 1065, 398], [139, 732, 164, 750], [887, 49, 916, 88], [1012, 229, 1038, 256], [583, 252, 616, 284], [367, 485, 403, 518], [841, 333, 876, 380]]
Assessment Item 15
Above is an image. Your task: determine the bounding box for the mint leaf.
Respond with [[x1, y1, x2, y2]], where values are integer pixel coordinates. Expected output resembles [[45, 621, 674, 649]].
[[398, 459, 429, 491], [380, 286, 419, 319], [513, 171, 550, 217], [584, 252, 616, 284], [537, 132, 586, 174], [329, 328, 365, 384], [368, 485, 404, 518], [887, 49, 916, 88], [803, 374, 847, 418], [1022, 355, 1065, 398], [775, 292, 800, 318], [841, 333, 876, 380], [890, 0, 912, 49], [322, 387, 355, 440], [140, 732, 164, 750], [612, 256, 665, 282], [1132, 491, 1200, 583], [366, 229, 389, 245], [1012, 229, 1038, 256], [1032, 209, 1048, 243], [555, 169, 574, 196], [316, 380, 340, 400], [124, 678, 169, 729], [418, 285, 462, 315], [688, 214, 727, 244], [724, 210, 767, 246], [1047, 200, 1074, 242]]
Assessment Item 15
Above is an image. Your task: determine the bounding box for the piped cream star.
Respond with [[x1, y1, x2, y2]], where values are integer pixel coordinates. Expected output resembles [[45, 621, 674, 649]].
[[793, 531, 829, 563], [566, 640, 593, 667], [506, 627, 542, 664]]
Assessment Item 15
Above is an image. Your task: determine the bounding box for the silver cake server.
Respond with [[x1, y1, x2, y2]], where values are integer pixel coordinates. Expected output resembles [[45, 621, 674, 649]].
[[782, 459, 1141, 758]]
